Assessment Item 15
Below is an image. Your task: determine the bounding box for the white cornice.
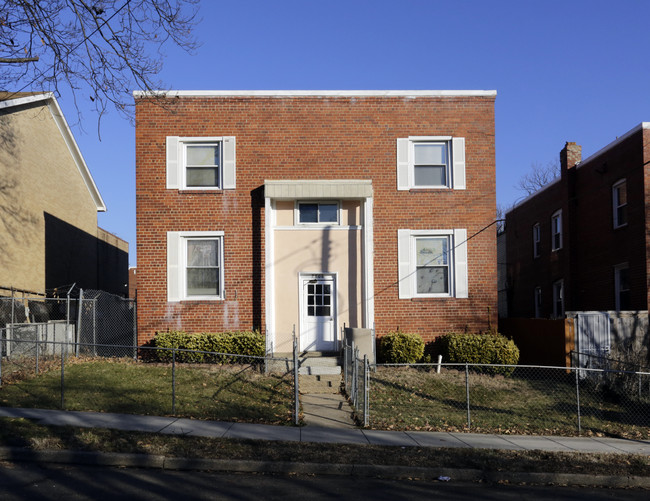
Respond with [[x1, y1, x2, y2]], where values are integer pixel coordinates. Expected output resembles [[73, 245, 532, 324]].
[[133, 89, 497, 98], [579, 122, 650, 168], [0, 93, 106, 212]]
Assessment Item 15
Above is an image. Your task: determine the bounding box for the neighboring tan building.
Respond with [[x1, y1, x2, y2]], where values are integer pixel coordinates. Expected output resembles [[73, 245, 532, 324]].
[[504, 123, 650, 318], [0, 92, 128, 297], [135, 90, 497, 352]]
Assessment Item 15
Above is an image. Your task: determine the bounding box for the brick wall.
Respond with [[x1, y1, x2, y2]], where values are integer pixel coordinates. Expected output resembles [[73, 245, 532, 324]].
[[506, 128, 649, 318], [135, 94, 497, 345]]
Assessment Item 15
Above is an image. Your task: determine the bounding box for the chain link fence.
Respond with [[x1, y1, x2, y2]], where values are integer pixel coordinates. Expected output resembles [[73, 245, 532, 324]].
[[342, 355, 650, 438]]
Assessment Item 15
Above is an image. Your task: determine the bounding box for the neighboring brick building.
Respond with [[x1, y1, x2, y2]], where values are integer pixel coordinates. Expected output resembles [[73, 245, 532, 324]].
[[0, 92, 128, 297], [504, 123, 650, 318], [135, 90, 497, 352]]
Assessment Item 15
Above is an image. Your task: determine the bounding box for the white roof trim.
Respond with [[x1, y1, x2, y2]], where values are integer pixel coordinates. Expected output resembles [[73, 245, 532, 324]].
[[264, 179, 373, 199], [0, 93, 106, 212], [134, 90, 497, 98], [578, 122, 650, 168]]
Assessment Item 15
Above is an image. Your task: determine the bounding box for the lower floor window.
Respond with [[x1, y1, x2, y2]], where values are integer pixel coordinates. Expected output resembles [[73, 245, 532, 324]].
[[553, 280, 564, 318], [167, 231, 224, 301], [398, 228, 468, 299], [615, 264, 630, 310]]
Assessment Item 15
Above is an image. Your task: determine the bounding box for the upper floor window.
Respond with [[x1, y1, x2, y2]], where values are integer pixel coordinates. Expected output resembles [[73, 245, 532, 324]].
[[297, 202, 339, 224], [397, 228, 468, 299], [612, 179, 627, 228], [166, 136, 236, 190], [397, 137, 466, 190], [551, 210, 562, 251], [533, 223, 541, 258]]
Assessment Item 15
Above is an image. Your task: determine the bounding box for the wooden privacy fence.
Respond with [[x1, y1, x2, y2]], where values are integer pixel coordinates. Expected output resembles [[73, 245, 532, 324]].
[[499, 317, 572, 367]]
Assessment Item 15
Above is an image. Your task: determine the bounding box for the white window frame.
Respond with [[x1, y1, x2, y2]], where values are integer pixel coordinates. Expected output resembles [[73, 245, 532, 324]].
[[552, 279, 564, 318], [534, 286, 542, 318], [294, 201, 340, 226], [397, 136, 466, 190], [612, 178, 627, 229], [614, 263, 630, 311], [551, 210, 562, 251], [397, 229, 468, 299], [533, 223, 541, 258], [167, 231, 225, 301], [166, 136, 236, 190]]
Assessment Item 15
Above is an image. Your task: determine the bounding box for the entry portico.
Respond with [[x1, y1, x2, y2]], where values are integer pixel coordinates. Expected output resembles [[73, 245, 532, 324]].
[[264, 180, 374, 354]]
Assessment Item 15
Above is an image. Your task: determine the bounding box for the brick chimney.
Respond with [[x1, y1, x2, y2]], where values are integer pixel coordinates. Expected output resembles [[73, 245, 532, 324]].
[[560, 142, 582, 172]]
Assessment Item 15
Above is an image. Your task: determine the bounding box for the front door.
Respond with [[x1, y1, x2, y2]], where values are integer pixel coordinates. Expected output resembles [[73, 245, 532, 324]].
[[300, 274, 336, 352]]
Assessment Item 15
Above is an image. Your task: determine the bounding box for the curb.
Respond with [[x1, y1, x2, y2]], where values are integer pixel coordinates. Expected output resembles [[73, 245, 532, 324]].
[[0, 447, 649, 488]]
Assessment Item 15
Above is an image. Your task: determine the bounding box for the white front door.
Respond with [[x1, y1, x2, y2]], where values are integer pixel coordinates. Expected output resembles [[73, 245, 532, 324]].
[[300, 274, 336, 352]]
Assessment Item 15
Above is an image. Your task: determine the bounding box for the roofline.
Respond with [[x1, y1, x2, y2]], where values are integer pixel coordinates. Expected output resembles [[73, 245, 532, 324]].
[[133, 89, 497, 98], [0, 93, 106, 212], [578, 122, 650, 168], [505, 176, 562, 215]]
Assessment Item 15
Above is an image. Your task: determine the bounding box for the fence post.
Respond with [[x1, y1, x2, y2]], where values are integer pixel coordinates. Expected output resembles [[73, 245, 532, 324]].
[[93, 298, 97, 357], [575, 368, 581, 435], [132, 295, 138, 360], [465, 363, 471, 429], [364, 354, 369, 427], [60, 344, 65, 409], [343, 341, 348, 391], [293, 335, 299, 426], [35, 334, 39, 375], [172, 347, 176, 415], [10, 287, 14, 345], [76, 289, 83, 357]]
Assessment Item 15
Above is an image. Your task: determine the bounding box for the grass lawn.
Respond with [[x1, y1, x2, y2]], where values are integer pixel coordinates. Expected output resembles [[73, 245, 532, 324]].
[[0, 357, 295, 425], [369, 366, 650, 439]]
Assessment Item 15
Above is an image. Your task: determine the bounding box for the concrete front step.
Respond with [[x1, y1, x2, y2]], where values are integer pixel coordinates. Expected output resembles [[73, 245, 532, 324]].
[[299, 374, 342, 394]]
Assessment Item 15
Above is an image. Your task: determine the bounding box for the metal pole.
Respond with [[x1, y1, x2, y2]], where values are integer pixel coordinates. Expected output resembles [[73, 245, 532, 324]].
[[10, 287, 14, 346], [132, 294, 137, 360], [465, 363, 471, 429], [93, 298, 97, 357], [60, 344, 65, 409], [76, 289, 83, 357], [172, 348, 176, 414], [293, 335, 299, 426], [364, 354, 369, 427], [35, 334, 39, 375], [343, 341, 348, 391], [575, 368, 581, 435]]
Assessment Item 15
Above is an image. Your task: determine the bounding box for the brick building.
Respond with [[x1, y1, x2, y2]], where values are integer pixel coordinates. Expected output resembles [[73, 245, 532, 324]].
[[135, 90, 497, 352], [504, 123, 650, 318]]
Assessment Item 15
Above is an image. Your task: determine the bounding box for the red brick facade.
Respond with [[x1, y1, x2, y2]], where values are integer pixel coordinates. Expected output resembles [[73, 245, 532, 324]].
[[135, 92, 497, 346], [505, 125, 650, 318]]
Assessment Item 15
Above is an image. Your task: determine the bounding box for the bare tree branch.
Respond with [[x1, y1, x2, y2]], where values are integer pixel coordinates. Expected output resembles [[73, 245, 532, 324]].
[[0, 0, 199, 129], [515, 160, 560, 196]]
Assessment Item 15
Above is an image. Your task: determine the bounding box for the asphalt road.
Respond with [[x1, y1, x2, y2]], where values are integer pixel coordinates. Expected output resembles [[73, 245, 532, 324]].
[[0, 462, 647, 500]]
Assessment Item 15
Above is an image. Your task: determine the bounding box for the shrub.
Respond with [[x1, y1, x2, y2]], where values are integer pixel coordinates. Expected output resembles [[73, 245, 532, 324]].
[[378, 331, 425, 364], [437, 332, 519, 375], [149, 330, 265, 364]]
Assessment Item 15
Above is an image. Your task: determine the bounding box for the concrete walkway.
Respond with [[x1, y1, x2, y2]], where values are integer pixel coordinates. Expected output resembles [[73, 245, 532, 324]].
[[1, 407, 650, 455], [301, 394, 356, 429]]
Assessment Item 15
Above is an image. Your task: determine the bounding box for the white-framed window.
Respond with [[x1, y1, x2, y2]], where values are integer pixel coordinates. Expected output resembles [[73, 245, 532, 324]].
[[615, 263, 630, 311], [396, 136, 466, 190], [167, 231, 225, 301], [551, 210, 562, 251], [397, 229, 468, 299], [552, 279, 564, 318], [533, 223, 541, 258], [166, 136, 236, 190], [296, 201, 340, 225], [612, 179, 627, 228], [534, 286, 542, 318]]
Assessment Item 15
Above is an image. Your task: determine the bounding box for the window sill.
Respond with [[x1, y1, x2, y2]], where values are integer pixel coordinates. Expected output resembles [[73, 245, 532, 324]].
[[613, 223, 628, 230], [177, 189, 225, 194]]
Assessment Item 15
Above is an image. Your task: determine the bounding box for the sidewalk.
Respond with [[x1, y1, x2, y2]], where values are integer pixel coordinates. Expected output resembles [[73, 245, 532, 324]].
[[1, 406, 649, 456]]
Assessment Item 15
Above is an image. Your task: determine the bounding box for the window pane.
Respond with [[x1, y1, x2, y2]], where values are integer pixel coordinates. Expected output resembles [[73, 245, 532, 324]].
[[617, 183, 627, 205], [319, 204, 338, 223], [315, 306, 330, 316], [187, 268, 218, 296], [417, 267, 448, 294], [299, 204, 318, 223], [187, 167, 218, 187], [187, 145, 219, 166], [414, 143, 446, 165], [187, 240, 218, 267], [416, 237, 448, 266], [414, 165, 446, 186]]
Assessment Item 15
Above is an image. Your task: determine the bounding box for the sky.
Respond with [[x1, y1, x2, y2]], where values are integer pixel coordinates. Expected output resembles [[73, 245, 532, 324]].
[[60, 0, 650, 266]]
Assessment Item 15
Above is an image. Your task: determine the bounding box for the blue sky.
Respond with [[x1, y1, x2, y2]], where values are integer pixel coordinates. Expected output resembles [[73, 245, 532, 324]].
[[64, 0, 650, 266]]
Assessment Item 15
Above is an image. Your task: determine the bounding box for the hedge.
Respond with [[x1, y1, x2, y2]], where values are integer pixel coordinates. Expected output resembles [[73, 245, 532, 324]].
[[378, 331, 425, 364], [149, 330, 265, 363], [436, 332, 519, 375]]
